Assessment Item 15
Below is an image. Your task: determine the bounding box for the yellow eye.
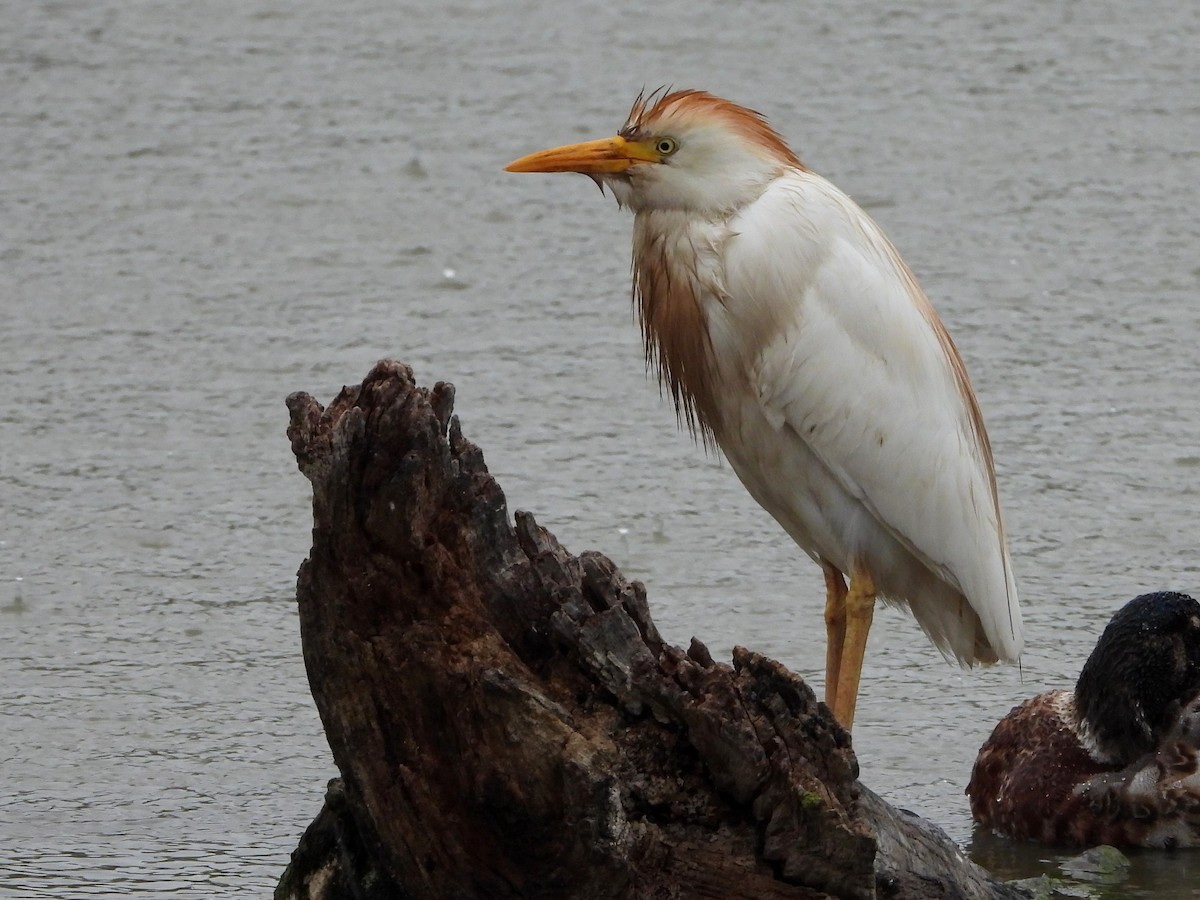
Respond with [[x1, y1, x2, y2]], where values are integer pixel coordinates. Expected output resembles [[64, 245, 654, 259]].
[[655, 137, 679, 157]]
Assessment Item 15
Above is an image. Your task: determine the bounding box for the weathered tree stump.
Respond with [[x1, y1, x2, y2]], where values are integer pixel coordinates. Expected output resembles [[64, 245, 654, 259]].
[[275, 361, 1026, 900]]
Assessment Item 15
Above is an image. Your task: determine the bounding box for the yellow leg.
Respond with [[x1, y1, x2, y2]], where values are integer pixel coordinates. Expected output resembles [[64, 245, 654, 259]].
[[821, 560, 847, 713], [832, 567, 876, 731]]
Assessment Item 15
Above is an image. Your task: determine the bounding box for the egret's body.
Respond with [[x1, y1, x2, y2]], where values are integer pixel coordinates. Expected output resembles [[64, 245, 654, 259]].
[[507, 90, 1022, 729]]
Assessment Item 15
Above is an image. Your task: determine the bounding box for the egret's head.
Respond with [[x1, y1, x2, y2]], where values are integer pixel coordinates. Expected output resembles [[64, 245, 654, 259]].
[[506, 89, 804, 214], [1074, 591, 1200, 764]]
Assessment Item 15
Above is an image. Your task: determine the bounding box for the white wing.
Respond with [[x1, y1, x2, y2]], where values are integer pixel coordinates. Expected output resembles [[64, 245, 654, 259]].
[[717, 171, 1021, 662]]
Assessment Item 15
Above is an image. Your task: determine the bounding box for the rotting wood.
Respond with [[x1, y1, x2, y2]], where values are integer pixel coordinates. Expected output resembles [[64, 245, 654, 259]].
[[275, 360, 1027, 900]]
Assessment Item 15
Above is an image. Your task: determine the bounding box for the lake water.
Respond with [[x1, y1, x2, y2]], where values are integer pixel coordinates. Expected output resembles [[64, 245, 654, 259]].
[[3, 1, 1199, 896]]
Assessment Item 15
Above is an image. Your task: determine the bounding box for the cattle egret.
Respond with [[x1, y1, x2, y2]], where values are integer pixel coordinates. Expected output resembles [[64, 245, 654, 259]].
[[506, 89, 1022, 731]]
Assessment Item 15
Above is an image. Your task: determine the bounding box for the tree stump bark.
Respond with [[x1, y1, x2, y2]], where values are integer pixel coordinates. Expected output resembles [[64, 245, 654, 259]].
[[275, 360, 1026, 900]]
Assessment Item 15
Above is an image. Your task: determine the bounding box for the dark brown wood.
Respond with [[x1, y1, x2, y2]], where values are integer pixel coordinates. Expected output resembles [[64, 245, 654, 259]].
[[275, 360, 1027, 900]]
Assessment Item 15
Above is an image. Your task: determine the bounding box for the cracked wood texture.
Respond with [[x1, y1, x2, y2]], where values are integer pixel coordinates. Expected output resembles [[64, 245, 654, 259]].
[[275, 360, 1026, 900]]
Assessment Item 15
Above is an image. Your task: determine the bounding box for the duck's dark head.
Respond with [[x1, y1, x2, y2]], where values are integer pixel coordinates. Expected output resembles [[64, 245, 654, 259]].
[[1074, 591, 1200, 764]]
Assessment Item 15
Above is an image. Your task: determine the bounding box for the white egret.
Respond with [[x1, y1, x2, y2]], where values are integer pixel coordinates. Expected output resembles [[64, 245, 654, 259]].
[[506, 89, 1021, 730]]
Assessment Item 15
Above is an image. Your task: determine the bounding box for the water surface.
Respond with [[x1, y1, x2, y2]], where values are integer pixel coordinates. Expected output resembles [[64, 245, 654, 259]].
[[3, 1, 1199, 896]]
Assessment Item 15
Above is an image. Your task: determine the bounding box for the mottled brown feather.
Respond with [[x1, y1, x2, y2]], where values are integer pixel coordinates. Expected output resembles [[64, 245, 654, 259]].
[[968, 691, 1200, 847], [968, 692, 1108, 845]]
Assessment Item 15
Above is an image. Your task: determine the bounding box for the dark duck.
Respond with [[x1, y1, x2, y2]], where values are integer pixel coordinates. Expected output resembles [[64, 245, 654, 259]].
[[968, 591, 1200, 847]]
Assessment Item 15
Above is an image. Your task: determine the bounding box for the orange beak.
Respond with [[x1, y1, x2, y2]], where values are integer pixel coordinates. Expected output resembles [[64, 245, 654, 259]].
[[505, 136, 659, 174]]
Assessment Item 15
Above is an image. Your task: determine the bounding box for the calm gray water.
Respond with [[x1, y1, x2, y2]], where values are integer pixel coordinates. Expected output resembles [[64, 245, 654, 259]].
[[3, 1, 1198, 896]]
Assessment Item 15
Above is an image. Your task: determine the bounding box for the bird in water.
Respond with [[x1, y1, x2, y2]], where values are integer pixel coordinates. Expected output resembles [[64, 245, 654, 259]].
[[969, 591, 1200, 848], [506, 88, 1022, 731]]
